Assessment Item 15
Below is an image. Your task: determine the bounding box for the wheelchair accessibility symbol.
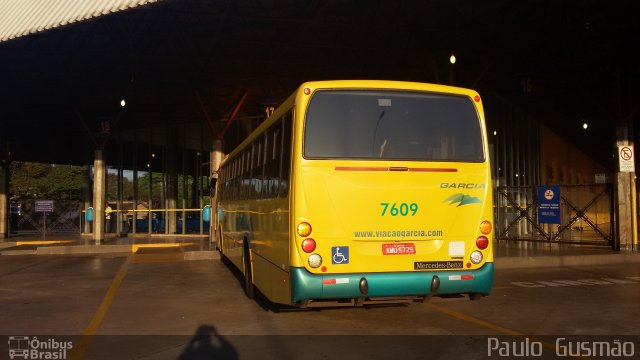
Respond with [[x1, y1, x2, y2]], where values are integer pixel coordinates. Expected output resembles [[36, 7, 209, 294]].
[[332, 246, 349, 264]]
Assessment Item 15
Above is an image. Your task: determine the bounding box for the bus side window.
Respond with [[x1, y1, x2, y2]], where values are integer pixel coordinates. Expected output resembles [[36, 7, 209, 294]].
[[238, 152, 244, 199], [241, 151, 248, 199], [235, 157, 241, 200], [227, 161, 232, 201], [228, 160, 234, 201], [272, 123, 281, 197], [222, 167, 229, 201], [264, 121, 281, 198], [250, 141, 258, 199], [246, 144, 252, 199], [244, 139, 255, 199], [279, 112, 292, 197], [232, 158, 239, 200], [256, 136, 265, 198], [262, 134, 269, 198], [218, 168, 225, 201]]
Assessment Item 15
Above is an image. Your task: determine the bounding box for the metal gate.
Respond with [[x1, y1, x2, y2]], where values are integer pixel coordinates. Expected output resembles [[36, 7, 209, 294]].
[[495, 184, 614, 247], [9, 199, 81, 235]]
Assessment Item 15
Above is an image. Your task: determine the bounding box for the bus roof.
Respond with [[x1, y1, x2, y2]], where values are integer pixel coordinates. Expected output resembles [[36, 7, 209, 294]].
[[298, 80, 479, 98]]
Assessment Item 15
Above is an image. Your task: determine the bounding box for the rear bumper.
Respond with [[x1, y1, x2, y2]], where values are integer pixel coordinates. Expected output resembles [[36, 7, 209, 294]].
[[291, 262, 494, 303]]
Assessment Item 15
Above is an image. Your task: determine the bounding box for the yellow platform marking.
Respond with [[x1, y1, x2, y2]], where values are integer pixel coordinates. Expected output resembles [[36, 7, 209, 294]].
[[130, 243, 199, 263], [15, 240, 74, 246], [131, 242, 197, 253]]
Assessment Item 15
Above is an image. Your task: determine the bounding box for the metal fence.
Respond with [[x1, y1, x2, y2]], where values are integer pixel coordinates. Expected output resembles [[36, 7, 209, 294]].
[[495, 184, 614, 247], [10, 199, 82, 234]]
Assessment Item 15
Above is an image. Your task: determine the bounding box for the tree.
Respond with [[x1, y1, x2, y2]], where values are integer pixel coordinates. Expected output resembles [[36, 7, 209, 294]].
[[10, 162, 49, 198], [10, 162, 83, 199], [45, 165, 84, 199], [106, 171, 134, 201]]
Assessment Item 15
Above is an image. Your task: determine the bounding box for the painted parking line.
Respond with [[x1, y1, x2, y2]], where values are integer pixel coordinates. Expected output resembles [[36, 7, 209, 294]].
[[69, 242, 198, 358], [424, 302, 523, 336], [82, 256, 132, 336], [424, 303, 588, 359], [69, 255, 132, 360], [512, 277, 640, 288]]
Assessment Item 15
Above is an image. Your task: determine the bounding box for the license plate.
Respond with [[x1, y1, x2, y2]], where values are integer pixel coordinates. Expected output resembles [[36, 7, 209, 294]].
[[382, 243, 416, 255]]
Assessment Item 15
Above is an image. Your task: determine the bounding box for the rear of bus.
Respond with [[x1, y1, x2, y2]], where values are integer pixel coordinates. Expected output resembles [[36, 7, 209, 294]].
[[289, 81, 493, 306]]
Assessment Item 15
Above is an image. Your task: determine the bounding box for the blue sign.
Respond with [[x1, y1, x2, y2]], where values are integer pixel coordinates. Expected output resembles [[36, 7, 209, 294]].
[[538, 186, 561, 224], [332, 246, 349, 264], [10, 201, 21, 215]]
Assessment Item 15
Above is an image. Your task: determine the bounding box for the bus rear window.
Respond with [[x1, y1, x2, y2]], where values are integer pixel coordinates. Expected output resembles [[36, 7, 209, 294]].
[[304, 90, 485, 162]]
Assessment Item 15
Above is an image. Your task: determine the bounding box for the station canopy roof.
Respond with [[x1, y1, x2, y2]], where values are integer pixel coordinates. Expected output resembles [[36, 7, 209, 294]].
[[0, 0, 161, 43], [1, 1, 639, 167]]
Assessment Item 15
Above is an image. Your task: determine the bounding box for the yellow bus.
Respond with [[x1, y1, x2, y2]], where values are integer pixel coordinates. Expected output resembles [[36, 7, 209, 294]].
[[215, 80, 493, 307]]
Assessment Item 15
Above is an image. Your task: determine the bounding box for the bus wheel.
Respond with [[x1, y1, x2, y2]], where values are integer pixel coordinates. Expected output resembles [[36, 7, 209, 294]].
[[243, 242, 255, 299], [218, 227, 230, 265], [220, 252, 230, 265], [414, 295, 432, 303], [469, 293, 483, 301]]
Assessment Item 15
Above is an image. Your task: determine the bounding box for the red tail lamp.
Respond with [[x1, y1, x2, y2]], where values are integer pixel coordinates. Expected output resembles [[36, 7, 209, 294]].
[[476, 236, 489, 250], [302, 238, 316, 253]]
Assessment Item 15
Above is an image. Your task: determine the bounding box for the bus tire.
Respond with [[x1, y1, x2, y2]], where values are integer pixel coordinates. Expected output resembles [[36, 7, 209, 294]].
[[243, 242, 255, 299], [218, 227, 230, 265], [220, 253, 230, 265]]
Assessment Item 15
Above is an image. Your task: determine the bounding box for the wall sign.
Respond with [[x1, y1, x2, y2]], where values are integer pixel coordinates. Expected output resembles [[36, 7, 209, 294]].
[[537, 186, 561, 224]]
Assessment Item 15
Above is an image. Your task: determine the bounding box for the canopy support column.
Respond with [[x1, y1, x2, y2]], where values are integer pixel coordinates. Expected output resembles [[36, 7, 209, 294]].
[[93, 149, 106, 244], [0, 160, 8, 239]]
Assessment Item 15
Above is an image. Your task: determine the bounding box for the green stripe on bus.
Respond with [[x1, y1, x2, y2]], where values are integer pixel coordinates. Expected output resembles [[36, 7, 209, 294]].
[[291, 263, 494, 303]]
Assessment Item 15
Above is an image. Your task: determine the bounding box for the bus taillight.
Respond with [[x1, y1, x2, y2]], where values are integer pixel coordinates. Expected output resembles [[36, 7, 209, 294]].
[[479, 221, 492, 235], [302, 238, 316, 253], [476, 236, 489, 250], [297, 222, 312, 237]]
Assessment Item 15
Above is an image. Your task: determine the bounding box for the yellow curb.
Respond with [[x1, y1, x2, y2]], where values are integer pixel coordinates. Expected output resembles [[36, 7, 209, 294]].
[[16, 240, 75, 246], [131, 242, 198, 252]]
